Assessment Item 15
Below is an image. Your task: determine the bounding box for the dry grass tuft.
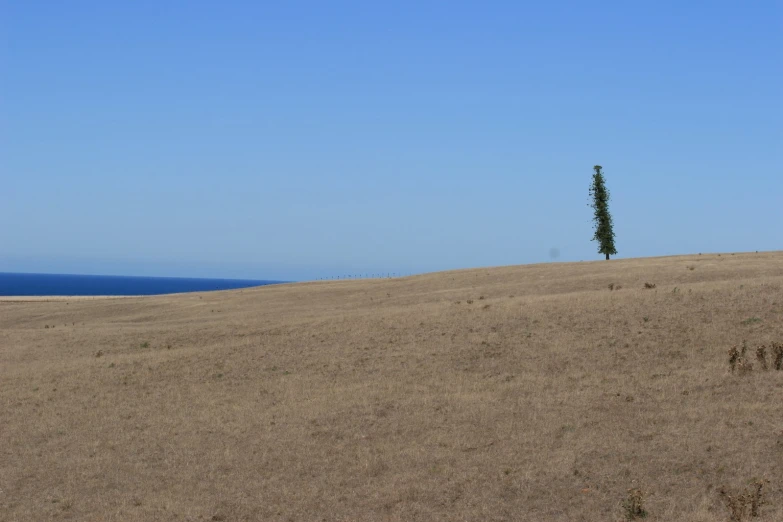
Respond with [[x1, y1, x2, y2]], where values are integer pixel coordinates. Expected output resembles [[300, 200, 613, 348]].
[[756, 346, 769, 371], [728, 345, 741, 372], [730, 341, 783, 374], [772, 342, 783, 371], [622, 487, 647, 520], [719, 479, 769, 521]]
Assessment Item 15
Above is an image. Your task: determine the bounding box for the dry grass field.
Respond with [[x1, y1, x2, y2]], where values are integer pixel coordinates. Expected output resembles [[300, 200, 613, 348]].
[[2, 252, 782, 521]]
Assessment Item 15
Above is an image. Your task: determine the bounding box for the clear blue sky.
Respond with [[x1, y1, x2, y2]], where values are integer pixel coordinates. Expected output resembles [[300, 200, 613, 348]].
[[1, 1, 780, 281]]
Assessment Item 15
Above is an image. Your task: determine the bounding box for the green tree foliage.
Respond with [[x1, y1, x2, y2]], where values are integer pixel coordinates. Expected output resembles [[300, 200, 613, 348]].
[[589, 165, 617, 260]]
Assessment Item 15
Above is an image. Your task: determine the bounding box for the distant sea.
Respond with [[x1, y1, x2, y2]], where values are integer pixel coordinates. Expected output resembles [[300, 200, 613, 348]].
[[0, 272, 282, 296]]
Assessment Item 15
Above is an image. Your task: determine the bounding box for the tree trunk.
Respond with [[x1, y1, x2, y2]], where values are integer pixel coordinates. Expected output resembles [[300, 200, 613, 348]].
[[605, 253, 610, 260]]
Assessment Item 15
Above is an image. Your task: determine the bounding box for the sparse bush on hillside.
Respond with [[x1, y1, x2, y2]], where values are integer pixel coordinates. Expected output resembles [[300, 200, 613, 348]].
[[621, 488, 647, 520], [729, 341, 783, 374], [756, 346, 769, 370], [728, 343, 753, 374], [750, 479, 769, 517], [771, 342, 783, 370], [720, 487, 750, 522], [728, 346, 739, 371], [719, 478, 768, 521]]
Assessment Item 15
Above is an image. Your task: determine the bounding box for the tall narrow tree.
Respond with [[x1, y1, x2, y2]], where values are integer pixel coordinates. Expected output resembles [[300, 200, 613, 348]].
[[589, 165, 617, 260]]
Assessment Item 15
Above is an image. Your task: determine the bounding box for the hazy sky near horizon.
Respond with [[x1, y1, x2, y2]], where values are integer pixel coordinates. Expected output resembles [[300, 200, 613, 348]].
[[1, 1, 781, 281]]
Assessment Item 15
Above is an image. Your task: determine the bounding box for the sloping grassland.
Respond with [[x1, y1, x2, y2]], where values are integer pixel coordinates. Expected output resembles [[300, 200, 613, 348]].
[[1, 252, 782, 521]]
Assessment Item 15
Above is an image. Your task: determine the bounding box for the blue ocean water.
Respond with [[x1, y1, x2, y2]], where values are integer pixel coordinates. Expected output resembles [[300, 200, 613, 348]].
[[0, 272, 282, 296]]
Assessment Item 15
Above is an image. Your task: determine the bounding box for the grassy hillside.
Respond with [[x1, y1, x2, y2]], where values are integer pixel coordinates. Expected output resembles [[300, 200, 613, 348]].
[[2, 252, 782, 521]]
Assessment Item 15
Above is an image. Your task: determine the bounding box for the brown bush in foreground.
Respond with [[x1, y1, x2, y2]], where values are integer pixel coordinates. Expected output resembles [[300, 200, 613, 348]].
[[730, 341, 783, 374], [756, 346, 769, 370], [728, 345, 741, 372], [772, 342, 783, 371], [719, 479, 769, 521], [622, 487, 647, 520], [728, 343, 754, 374]]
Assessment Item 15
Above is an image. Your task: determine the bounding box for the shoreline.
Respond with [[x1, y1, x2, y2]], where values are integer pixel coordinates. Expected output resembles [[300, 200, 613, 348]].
[[0, 295, 142, 302]]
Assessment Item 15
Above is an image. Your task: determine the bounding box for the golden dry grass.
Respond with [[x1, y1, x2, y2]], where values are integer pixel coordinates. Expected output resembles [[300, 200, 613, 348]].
[[2, 252, 782, 521]]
